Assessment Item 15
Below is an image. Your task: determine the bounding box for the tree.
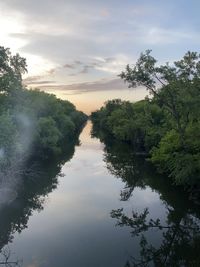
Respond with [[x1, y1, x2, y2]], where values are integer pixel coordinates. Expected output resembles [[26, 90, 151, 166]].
[[35, 117, 62, 157], [0, 46, 27, 94], [119, 50, 200, 148]]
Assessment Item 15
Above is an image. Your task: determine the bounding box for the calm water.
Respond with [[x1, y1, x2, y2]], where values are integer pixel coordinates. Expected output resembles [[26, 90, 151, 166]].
[[1, 122, 200, 267]]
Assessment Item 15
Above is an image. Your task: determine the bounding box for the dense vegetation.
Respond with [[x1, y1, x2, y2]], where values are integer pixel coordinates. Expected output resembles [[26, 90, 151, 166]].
[[91, 51, 200, 192], [0, 46, 87, 177]]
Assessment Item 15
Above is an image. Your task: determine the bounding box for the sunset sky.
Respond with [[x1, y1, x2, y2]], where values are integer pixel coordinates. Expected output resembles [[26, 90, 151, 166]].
[[0, 0, 199, 113]]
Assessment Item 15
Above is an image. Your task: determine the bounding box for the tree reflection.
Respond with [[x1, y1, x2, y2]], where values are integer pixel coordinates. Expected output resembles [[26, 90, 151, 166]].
[[0, 138, 78, 259], [111, 207, 200, 266], [103, 139, 148, 201], [100, 137, 200, 266], [0, 246, 21, 266]]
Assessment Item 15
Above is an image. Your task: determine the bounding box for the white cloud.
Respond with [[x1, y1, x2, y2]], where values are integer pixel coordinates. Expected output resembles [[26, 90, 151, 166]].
[[0, 0, 199, 91], [22, 54, 58, 78], [144, 27, 200, 45], [93, 54, 130, 74], [0, 12, 27, 52]]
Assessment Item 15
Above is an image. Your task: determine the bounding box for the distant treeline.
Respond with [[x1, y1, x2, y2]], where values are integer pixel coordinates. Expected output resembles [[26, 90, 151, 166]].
[[0, 46, 87, 172], [91, 50, 200, 191]]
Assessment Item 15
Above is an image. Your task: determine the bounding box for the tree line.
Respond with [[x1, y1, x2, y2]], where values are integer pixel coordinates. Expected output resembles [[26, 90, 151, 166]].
[[91, 50, 200, 192], [0, 46, 87, 179]]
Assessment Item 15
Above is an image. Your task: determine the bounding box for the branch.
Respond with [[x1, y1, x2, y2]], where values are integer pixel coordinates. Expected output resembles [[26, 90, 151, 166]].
[[154, 73, 167, 87]]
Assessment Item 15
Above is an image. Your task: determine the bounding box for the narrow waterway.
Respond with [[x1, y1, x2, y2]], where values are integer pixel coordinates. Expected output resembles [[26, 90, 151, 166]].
[[3, 122, 200, 267]]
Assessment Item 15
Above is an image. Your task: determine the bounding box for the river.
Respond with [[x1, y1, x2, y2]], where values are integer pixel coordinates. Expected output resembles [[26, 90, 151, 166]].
[[1, 121, 200, 267]]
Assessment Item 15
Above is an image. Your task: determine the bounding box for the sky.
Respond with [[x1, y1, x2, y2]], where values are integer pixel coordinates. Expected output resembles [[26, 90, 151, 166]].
[[0, 0, 199, 114]]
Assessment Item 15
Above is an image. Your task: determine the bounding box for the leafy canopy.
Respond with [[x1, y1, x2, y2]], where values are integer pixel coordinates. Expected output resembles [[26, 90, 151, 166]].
[[0, 46, 27, 93]]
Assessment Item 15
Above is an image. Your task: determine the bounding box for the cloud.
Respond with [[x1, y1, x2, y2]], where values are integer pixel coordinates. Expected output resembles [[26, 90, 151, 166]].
[[24, 80, 57, 86], [1, 0, 200, 94], [63, 61, 92, 74], [79, 65, 92, 74], [60, 56, 130, 78], [0, 1, 168, 66], [37, 78, 139, 95], [142, 27, 200, 45], [23, 75, 43, 84], [63, 64, 76, 69], [47, 68, 57, 75], [23, 66, 59, 86]]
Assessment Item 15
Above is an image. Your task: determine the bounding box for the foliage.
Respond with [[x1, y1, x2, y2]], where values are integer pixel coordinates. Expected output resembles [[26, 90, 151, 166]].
[[0, 46, 87, 170], [119, 50, 200, 148], [91, 50, 200, 188], [0, 46, 27, 94], [91, 99, 166, 153], [0, 113, 18, 157], [36, 117, 62, 156]]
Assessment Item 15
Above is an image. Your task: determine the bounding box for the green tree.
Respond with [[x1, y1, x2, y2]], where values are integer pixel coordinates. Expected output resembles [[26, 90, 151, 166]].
[[119, 50, 200, 148], [0, 112, 18, 160], [0, 46, 27, 94], [35, 117, 62, 157]]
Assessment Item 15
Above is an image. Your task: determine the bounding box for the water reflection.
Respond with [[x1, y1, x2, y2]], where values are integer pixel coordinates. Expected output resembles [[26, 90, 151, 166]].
[[1, 122, 200, 266], [0, 138, 78, 263], [101, 138, 200, 267], [0, 246, 21, 266]]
